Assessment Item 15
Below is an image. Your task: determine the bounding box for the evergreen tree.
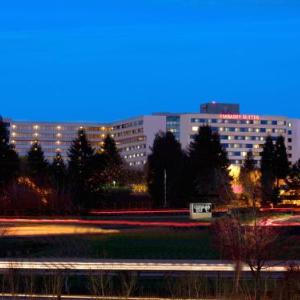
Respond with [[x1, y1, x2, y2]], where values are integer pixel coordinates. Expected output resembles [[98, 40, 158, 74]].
[[0, 118, 20, 187], [274, 136, 290, 187], [51, 151, 66, 194], [287, 158, 300, 191], [147, 131, 185, 207], [26, 141, 49, 183], [68, 128, 95, 208], [102, 134, 123, 166], [242, 151, 256, 173], [188, 125, 233, 204], [290, 159, 300, 182], [101, 134, 124, 185], [260, 136, 275, 204], [239, 151, 258, 206]]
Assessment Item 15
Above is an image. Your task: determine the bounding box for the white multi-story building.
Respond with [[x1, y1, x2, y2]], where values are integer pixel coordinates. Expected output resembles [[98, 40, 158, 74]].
[[8, 121, 109, 161], [112, 115, 165, 167], [3, 102, 300, 167], [177, 113, 299, 165]]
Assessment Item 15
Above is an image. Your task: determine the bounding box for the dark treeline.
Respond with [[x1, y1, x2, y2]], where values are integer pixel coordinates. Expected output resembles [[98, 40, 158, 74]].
[[0, 120, 143, 214], [147, 125, 296, 208], [0, 117, 298, 212], [147, 126, 233, 208]]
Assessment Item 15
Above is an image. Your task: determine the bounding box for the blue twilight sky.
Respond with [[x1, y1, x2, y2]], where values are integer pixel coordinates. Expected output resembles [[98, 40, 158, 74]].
[[0, 0, 300, 122]]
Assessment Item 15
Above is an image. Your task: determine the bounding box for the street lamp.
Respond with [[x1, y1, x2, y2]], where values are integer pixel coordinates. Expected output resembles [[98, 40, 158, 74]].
[[164, 169, 167, 208]]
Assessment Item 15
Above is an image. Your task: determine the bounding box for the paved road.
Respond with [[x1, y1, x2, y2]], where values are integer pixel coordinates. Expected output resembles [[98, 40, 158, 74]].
[[0, 217, 209, 232], [0, 295, 205, 300], [0, 259, 297, 273]]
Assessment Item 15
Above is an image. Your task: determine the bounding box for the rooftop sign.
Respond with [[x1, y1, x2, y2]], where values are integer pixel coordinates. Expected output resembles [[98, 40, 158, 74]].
[[219, 114, 260, 121]]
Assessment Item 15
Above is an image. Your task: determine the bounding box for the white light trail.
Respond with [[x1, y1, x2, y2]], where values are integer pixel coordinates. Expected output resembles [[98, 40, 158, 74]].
[[0, 259, 296, 272]]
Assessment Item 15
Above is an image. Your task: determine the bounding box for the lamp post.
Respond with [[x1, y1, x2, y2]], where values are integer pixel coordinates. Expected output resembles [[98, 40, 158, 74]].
[[164, 169, 167, 208]]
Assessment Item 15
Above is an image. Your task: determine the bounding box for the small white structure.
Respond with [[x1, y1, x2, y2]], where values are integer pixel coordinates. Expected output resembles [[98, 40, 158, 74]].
[[190, 203, 212, 220]]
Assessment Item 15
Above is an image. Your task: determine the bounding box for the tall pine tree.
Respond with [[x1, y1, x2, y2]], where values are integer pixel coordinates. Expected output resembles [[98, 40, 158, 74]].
[[239, 151, 258, 206], [26, 141, 49, 184], [51, 151, 66, 194], [260, 136, 275, 204], [241, 151, 256, 173], [188, 125, 233, 204], [147, 131, 185, 208], [68, 128, 95, 208], [274, 136, 290, 187], [0, 118, 20, 187], [102, 135, 122, 164], [100, 134, 124, 185]]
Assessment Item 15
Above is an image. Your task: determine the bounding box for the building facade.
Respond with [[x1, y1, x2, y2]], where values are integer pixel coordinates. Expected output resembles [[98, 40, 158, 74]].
[[3, 102, 300, 167], [8, 121, 109, 161], [112, 115, 165, 167]]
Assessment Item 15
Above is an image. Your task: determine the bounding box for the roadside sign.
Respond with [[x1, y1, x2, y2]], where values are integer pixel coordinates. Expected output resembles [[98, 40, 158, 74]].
[[189, 203, 212, 219]]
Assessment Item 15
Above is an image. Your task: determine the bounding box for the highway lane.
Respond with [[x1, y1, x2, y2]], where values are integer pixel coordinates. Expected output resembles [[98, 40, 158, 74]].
[[0, 295, 205, 300], [0, 217, 210, 230], [0, 259, 296, 273]]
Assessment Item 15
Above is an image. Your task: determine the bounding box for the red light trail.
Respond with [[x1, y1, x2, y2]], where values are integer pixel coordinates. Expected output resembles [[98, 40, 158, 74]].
[[89, 208, 189, 215], [0, 218, 209, 228]]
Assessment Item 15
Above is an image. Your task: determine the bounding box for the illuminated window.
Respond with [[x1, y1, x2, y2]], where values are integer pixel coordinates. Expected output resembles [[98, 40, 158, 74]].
[[192, 126, 199, 132]]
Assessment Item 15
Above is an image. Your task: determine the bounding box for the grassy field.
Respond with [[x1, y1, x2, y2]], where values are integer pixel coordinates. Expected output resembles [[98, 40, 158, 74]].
[[1, 228, 219, 259], [1, 211, 300, 260]]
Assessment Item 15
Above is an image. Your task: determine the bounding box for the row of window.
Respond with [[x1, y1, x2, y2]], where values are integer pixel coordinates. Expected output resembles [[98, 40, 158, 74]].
[[12, 124, 107, 131], [223, 143, 263, 149], [115, 128, 143, 138], [191, 118, 289, 126], [116, 136, 146, 144], [124, 153, 146, 159], [120, 144, 147, 152], [192, 126, 287, 134], [129, 160, 147, 166], [113, 120, 143, 131], [228, 151, 260, 157], [190, 135, 293, 143]]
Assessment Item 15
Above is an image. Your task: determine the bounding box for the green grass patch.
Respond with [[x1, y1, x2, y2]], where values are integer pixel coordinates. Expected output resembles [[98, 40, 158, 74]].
[[1, 228, 218, 259]]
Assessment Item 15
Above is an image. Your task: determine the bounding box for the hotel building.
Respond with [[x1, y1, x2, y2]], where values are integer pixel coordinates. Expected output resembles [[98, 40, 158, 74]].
[[7, 120, 110, 161], [111, 115, 165, 167], [2, 102, 300, 167]]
